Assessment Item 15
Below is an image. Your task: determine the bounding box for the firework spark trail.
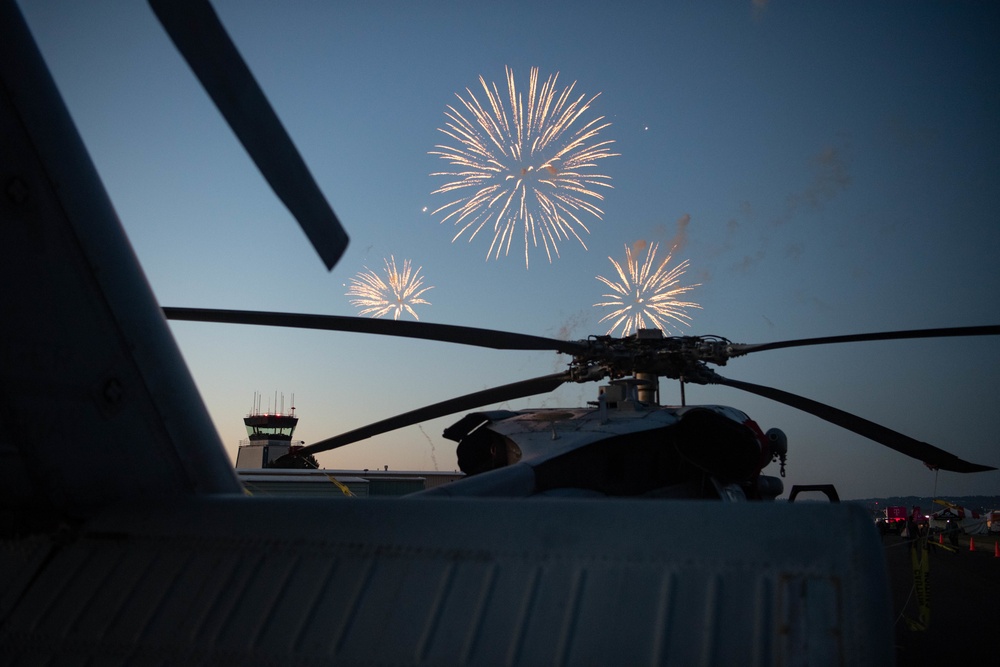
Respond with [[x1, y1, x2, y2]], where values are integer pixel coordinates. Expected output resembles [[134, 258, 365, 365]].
[[430, 66, 618, 268], [417, 424, 439, 471], [346, 256, 433, 320], [594, 242, 702, 337]]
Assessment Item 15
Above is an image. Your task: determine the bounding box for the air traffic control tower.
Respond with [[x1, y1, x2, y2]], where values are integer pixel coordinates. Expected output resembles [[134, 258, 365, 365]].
[[235, 398, 299, 469]]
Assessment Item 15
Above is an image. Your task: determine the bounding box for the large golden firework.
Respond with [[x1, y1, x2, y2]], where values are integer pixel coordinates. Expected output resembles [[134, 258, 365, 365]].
[[346, 256, 433, 320], [430, 66, 617, 268], [595, 243, 701, 337]]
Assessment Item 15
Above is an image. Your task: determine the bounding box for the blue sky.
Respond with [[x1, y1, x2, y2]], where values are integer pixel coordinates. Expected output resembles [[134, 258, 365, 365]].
[[19, 0, 1000, 499]]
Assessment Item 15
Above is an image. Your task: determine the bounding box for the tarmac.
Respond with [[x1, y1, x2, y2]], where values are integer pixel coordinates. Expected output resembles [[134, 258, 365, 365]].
[[882, 531, 1000, 665]]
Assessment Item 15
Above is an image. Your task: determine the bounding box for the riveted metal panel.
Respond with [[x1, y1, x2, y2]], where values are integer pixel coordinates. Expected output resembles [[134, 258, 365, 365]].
[[0, 497, 893, 666]]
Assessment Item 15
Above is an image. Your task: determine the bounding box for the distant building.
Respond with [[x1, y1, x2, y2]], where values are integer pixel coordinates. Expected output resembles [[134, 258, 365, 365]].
[[235, 404, 301, 469], [234, 404, 463, 495], [238, 468, 465, 497]]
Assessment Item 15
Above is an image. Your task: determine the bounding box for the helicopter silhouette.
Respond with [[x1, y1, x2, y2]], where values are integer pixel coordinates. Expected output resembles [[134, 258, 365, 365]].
[[163, 307, 996, 500], [1, 0, 995, 664]]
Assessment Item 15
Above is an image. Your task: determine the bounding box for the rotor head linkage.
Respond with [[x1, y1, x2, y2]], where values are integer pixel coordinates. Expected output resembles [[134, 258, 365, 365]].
[[566, 331, 733, 384]]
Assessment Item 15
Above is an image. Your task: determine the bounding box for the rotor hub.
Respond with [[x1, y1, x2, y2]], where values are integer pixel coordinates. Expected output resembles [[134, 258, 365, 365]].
[[568, 330, 734, 385]]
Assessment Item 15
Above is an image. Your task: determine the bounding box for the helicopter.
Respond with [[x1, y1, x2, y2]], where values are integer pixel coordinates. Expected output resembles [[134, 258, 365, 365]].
[[162, 307, 997, 502], [1, 0, 996, 664]]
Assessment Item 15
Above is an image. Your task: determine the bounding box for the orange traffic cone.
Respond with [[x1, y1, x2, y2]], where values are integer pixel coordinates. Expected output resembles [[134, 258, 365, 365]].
[[970, 537, 976, 552], [939, 533, 944, 545]]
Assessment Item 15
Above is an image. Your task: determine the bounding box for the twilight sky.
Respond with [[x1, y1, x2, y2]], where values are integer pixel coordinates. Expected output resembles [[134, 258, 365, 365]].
[[18, 0, 1000, 499]]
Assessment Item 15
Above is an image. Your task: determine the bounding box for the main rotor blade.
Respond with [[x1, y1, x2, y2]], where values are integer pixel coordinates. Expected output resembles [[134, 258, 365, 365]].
[[713, 375, 996, 473], [149, 0, 348, 270], [730, 325, 1000, 356], [297, 372, 571, 456], [163, 307, 587, 355]]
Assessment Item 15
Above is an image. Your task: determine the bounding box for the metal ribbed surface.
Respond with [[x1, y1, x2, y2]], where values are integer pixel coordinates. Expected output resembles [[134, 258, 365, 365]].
[[0, 536, 53, 623], [0, 497, 893, 665]]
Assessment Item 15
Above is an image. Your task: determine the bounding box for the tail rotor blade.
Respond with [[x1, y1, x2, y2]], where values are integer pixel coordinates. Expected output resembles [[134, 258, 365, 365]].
[[149, 0, 348, 270], [713, 375, 996, 473], [298, 372, 571, 456]]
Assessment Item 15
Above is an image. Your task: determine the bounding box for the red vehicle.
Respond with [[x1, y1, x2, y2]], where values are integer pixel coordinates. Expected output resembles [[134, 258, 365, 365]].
[[876, 506, 925, 534], [876, 506, 907, 533]]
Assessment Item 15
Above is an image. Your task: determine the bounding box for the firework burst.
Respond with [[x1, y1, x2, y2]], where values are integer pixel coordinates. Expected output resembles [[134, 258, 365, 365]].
[[346, 256, 433, 320], [594, 242, 702, 337], [430, 66, 618, 268]]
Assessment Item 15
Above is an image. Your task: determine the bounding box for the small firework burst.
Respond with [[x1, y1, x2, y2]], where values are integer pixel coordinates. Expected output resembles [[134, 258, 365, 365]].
[[430, 66, 618, 268], [594, 242, 701, 337], [346, 256, 433, 320]]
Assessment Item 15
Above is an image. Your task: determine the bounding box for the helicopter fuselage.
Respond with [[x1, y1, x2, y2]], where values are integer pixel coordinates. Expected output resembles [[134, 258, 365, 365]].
[[436, 397, 785, 501]]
